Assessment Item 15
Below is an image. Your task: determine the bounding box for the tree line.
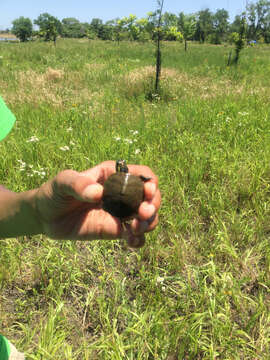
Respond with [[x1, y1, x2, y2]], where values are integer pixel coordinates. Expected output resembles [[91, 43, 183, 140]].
[[9, 0, 270, 45]]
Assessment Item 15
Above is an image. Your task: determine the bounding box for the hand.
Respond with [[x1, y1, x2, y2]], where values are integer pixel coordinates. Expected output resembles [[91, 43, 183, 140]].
[[35, 161, 161, 247]]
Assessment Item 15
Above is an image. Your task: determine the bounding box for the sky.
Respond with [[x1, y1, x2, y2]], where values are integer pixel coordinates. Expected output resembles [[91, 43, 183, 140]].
[[1, 0, 247, 30]]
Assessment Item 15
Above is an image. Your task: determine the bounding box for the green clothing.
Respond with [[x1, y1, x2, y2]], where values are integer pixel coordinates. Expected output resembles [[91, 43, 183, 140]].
[[0, 100, 20, 360], [0, 96, 16, 142], [0, 335, 10, 360]]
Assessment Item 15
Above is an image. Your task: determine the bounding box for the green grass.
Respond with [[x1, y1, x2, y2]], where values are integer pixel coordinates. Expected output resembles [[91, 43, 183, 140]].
[[1, 39, 270, 359]]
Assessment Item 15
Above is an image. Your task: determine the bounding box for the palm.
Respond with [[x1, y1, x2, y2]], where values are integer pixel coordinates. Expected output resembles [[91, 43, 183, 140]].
[[37, 190, 122, 240], [35, 161, 160, 246]]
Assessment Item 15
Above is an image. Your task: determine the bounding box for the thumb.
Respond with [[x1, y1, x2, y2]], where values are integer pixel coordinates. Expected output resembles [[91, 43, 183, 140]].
[[81, 183, 104, 202], [55, 170, 104, 203]]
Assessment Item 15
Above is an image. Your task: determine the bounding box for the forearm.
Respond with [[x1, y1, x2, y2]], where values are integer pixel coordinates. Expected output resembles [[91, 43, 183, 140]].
[[0, 188, 43, 238]]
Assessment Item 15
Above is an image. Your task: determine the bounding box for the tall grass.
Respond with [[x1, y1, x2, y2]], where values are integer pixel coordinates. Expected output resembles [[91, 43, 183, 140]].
[[1, 39, 270, 359]]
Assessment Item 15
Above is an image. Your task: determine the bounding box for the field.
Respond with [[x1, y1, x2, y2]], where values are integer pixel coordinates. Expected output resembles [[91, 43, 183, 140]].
[[1, 39, 270, 359]]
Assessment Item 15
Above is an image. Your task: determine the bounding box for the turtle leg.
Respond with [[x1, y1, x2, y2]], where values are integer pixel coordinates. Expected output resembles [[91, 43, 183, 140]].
[[122, 221, 145, 248], [139, 175, 152, 182]]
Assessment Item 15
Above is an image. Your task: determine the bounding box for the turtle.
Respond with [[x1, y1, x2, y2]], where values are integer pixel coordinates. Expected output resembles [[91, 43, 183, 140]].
[[102, 160, 151, 220]]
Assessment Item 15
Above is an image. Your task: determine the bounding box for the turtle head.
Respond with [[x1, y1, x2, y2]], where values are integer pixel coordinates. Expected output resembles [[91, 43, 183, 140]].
[[116, 159, 129, 173]]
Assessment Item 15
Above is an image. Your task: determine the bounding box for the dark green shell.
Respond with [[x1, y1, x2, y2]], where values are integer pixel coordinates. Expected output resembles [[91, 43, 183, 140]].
[[102, 172, 144, 219]]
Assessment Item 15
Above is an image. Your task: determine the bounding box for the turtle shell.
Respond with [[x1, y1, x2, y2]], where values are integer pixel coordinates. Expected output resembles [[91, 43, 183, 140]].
[[102, 172, 144, 219]]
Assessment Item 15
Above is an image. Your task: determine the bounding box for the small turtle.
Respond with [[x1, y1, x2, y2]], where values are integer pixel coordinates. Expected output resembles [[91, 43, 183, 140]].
[[102, 160, 151, 220]]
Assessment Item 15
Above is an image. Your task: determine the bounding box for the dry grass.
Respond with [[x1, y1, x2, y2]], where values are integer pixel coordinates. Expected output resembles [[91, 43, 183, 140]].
[[45, 67, 64, 82], [120, 65, 262, 101], [5, 67, 104, 107], [84, 63, 105, 72], [3, 63, 270, 111], [0, 33, 17, 39]]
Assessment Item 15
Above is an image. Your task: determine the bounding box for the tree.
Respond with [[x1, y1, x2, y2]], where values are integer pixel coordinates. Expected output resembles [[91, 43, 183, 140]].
[[34, 13, 62, 43], [164, 26, 183, 41], [163, 12, 178, 27], [90, 18, 103, 38], [11, 17, 33, 42], [146, 11, 159, 38], [212, 8, 229, 44], [230, 16, 247, 65], [230, 14, 244, 34], [101, 21, 115, 40], [246, 0, 270, 42], [118, 15, 139, 41], [62, 17, 86, 38], [155, 0, 164, 94], [135, 18, 151, 42], [178, 12, 196, 50], [163, 12, 182, 41], [195, 8, 213, 43]]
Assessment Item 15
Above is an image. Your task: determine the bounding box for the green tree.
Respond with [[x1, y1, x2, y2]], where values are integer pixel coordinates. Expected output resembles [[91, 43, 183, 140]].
[[146, 11, 159, 38], [195, 8, 213, 43], [34, 13, 62, 43], [90, 18, 103, 38], [135, 18, 151, 42], [11, 16, 33, 42], [246, 0, 270, 42], [100, 21, 114, 40], [163, 12, 178, 27], [212, 8, 229, 44], [230, 14, 244, 34], [163, 12, 182, 41], [118, 15, 139, 41], [230, 16, 247, 65], [62, 18, 86, 38], [178, 12, 196, 51], [164, 26, 183, 41]]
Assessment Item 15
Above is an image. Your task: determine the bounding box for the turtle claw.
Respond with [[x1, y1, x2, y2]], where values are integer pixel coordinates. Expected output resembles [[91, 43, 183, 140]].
[[140, 175, 152, 182]]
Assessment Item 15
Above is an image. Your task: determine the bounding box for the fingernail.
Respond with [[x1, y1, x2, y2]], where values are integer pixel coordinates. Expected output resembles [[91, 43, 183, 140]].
[[146, 203, 156, 217], [147, 182, 156, 195]]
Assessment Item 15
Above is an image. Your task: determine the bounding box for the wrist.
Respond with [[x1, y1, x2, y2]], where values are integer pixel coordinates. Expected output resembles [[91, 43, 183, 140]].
[[18, 189, 44, 235], [0, 188, 43, 238]]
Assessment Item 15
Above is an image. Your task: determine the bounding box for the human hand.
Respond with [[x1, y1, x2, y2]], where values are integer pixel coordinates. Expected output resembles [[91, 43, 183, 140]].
[[35, 161, 161, 247]]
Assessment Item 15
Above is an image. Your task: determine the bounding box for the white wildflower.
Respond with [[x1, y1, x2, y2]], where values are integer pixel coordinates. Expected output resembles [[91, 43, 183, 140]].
[[135, 149, 141, 155], [114, 136, 121, 141], [26, 136, 39, 143], [17, 160, 26, 167], [156, 276, 165, 284], [67, 127, 73, 132], [238, 111, 249, 116], [70, 140, 75, 146], [129, 130, 139, 135], [59, 145, 70, 151], [124, 139, 133, 144]]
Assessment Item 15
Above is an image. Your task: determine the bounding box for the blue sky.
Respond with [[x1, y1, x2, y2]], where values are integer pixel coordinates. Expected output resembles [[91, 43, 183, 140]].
[[1, 0, 247, 30]]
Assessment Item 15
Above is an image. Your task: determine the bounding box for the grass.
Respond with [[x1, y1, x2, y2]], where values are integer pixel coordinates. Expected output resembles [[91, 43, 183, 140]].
[[1, 39, 270, 359]]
